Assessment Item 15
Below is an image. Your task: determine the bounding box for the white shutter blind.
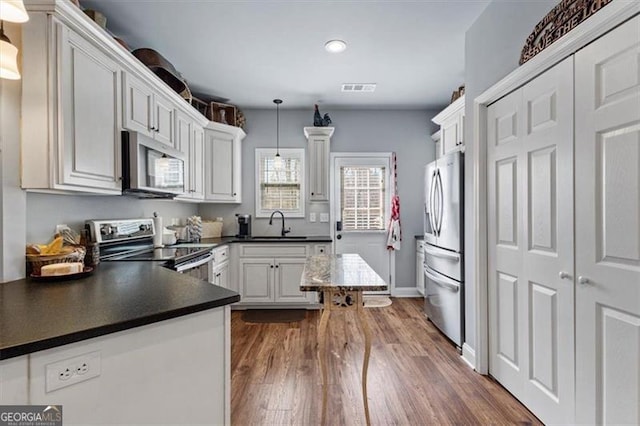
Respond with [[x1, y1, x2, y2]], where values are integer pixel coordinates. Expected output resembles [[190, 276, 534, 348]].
[[340, 166, 385, 231], [259, 154, 302, 212]]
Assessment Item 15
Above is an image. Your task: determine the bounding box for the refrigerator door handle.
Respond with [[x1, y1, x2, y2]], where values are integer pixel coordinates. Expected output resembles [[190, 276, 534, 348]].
[[437, 169, 445, 235], [424, 245, 460, 261], [429, 170, 438, 236], [423, 266, 460, 293], [434, 169, 443, 236]]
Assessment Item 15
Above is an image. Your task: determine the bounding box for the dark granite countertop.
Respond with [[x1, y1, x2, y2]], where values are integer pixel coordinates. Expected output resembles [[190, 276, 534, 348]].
[[0, 262, 239, 360], [198, 236, 333, 245]]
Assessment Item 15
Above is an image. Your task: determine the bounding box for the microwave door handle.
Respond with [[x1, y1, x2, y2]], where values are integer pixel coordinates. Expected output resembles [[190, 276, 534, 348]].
[[175, 254, 214, 272], [423, 266, 460, 292]]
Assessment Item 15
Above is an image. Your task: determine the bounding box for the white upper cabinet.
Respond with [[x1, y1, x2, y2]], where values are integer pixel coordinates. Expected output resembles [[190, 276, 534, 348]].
[[304, 127, 334, 202], [432, 95, 465, 156], [178, 123, 205, 201], [204, 122, 245, 203], [123, 73, 176, 149], [21, 1, 208, 196], [22, 14, 122, 194]]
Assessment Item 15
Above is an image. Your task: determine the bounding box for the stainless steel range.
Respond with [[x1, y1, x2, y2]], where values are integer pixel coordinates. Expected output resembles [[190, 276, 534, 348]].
[[86, 218, 215, 281]]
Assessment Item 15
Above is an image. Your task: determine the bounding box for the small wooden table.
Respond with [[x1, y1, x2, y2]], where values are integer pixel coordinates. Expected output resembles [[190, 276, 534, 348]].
[[300, 254, 388, 426]]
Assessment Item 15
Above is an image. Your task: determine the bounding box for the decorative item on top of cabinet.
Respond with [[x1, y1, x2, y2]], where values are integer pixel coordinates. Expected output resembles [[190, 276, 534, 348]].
[[304, 126, 335, 202], [313, 104, 332, 127], [209, 101, 237, 126], [432, 94, 464, 156], [132, 48, 187, 95], [519, 0, 613, 65]]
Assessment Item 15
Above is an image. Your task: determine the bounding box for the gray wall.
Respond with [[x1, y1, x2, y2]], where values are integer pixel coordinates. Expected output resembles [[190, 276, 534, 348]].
[[25, 194, 198, 243], [199, 108, 439, 288], [463, 0, 557, 350]]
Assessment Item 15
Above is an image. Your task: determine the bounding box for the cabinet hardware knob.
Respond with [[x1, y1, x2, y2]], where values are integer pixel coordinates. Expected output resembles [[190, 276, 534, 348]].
[[559, 271, 570, 280], [578, 276, 590, 285], [233, 193, 237, 196], [311, 192, 315, 195], [275, 264, 279, 268], [270, 265, 274, 268]]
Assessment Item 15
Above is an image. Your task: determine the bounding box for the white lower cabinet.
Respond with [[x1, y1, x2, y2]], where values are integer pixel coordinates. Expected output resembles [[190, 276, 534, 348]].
[[416, 240, 425, 296], [233, 244, 321, 307], [211, 261, 229, 288]]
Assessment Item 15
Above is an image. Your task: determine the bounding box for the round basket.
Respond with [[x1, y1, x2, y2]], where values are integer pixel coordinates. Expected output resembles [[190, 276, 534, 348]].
[[26, 246, 86, 275]]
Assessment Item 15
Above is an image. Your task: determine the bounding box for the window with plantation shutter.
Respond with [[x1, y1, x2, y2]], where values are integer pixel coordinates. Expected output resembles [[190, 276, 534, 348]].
[[255, 148, 305, 218], [340, 166, 386, 231]]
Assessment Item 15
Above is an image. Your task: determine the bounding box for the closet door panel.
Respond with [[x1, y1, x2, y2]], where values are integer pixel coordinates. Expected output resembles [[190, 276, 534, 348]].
[[575, 14, 640, 425]]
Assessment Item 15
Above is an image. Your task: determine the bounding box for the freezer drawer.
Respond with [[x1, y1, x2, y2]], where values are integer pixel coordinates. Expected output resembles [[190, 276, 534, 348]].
[[424, 243, 462, 281], [424, 265, 463, 347]]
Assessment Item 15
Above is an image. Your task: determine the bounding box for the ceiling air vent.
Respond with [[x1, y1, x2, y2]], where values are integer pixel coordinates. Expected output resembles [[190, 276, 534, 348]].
[[341, 83, 376, 93]]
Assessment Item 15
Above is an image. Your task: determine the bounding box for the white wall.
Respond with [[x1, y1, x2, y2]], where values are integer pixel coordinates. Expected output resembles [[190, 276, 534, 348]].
[[463, 0, 557, 351], [199, 108, 439, 288]]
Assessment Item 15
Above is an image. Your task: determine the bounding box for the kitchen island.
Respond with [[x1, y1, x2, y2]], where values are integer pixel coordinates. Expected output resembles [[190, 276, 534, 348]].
[[300, 254, 387, 426], [0, 262, 239, 425]]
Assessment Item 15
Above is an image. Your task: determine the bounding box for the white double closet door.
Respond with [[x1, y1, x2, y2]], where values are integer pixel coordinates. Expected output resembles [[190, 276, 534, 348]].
[[487, 14, 640, 425]]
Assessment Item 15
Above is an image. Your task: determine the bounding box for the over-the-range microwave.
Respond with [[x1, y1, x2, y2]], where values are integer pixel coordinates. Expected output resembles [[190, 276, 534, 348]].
[[121, 131, 186, 198]]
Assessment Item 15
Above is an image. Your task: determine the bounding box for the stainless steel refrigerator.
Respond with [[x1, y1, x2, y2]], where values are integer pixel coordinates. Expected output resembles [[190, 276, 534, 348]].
[[423, 151, 464, 348]]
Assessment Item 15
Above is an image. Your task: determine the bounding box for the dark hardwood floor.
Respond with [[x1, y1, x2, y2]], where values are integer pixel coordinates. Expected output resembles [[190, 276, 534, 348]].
[[231, 298, 541, 425]]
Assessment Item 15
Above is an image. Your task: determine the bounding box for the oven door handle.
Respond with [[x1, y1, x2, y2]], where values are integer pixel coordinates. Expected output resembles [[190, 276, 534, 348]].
[[175, 253, 214, 272]]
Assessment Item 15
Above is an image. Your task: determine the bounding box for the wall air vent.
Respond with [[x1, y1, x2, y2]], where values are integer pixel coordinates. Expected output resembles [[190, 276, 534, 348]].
[[341, 83, 376, 93]]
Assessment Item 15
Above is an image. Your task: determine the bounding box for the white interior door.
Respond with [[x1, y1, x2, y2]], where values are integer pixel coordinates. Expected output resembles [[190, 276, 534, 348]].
[[574, 15, 640, 425], [331, 154, 392, 294], [487, 57, 575, 425]]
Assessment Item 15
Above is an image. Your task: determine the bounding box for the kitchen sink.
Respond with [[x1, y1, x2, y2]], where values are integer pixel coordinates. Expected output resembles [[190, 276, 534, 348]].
[[250, 236, 308, 240]]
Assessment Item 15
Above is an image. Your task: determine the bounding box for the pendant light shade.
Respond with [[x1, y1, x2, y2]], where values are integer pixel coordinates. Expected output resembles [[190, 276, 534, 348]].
[[273, 99, 283, 170], [0, 22, 20, 80], [0, 0, 29, 23]]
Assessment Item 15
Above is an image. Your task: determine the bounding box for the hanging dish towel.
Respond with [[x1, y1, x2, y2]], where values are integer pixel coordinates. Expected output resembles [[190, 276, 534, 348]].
[[387, 153, 402, 251]]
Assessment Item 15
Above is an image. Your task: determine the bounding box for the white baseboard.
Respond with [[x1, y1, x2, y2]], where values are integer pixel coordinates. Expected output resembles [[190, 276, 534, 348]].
[[461, 343, 476, 370], [392, 287, 422, 297]]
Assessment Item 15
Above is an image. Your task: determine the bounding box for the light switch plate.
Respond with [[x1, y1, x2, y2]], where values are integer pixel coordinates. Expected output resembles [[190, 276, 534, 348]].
[[320, 213, 329, 223], [309, 213, 316, 222]]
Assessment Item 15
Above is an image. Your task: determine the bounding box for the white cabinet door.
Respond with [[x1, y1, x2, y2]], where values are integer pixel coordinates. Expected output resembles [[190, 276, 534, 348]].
[[122, 72, 153, 137], [59, 26, 121, 192], [574, 15, 640, 425], [308, 135, 330, 201], [274, 258, 308, 303], [441, 118, 459, 155], [190, 125, 205, 199], [239, 258, 274, 303], [205, 129, 238, 202], [487, 57, 574, 425], [416, 240, 424, 295], [212, 262, 229, 289], [175, 110, 192, 154], [153, 93, 175, 148]]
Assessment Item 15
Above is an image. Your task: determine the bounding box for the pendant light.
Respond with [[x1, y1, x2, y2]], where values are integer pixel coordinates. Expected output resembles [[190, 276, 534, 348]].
[[0, 20, 21, 80], [273, 99, 284, 170], [0, 0, 29, 24]]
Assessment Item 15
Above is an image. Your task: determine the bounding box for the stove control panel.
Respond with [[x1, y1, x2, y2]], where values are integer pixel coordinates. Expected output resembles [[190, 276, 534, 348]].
[[87, 218, 155, 244]]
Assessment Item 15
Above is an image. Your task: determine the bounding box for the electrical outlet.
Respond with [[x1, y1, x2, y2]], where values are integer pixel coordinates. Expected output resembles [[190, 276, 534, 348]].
[[309, 213, 316, 222], [45, 351, 101, 393], [320, 213, 329, 223]]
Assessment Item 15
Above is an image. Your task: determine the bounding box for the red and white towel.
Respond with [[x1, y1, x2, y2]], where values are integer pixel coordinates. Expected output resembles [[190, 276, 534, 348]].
[[386, 153, 402, 251]]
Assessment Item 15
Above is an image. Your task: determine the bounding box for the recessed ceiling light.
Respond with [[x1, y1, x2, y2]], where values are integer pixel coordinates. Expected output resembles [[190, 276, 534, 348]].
[[325, 40, 347, 53]]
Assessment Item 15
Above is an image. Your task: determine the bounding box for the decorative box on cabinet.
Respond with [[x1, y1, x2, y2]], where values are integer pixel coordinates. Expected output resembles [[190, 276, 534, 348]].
[[304, 127, 334, 202], [21, 14, 123, 194], [204, 122, 245, 203], [432, 95, 465, 156]]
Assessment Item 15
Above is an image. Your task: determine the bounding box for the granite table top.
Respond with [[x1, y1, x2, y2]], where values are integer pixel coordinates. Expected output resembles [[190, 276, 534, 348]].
[[300, 254, 388, 292]]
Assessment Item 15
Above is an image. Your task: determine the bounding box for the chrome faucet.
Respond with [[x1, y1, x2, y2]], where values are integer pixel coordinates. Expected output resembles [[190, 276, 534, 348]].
[[269, 210, 291, 237]]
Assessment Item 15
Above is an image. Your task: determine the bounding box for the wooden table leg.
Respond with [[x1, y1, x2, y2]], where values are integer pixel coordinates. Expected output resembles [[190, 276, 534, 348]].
[[357, 291, 372, 426], [318, 292, 331, 426]]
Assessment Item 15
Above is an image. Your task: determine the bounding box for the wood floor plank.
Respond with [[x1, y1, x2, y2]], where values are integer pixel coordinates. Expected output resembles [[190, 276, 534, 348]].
[[231, 298, 542, 425]]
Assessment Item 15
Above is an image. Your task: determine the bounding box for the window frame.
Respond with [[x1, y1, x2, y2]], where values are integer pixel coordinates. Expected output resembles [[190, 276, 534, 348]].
[[254, 148, 306, 218]]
